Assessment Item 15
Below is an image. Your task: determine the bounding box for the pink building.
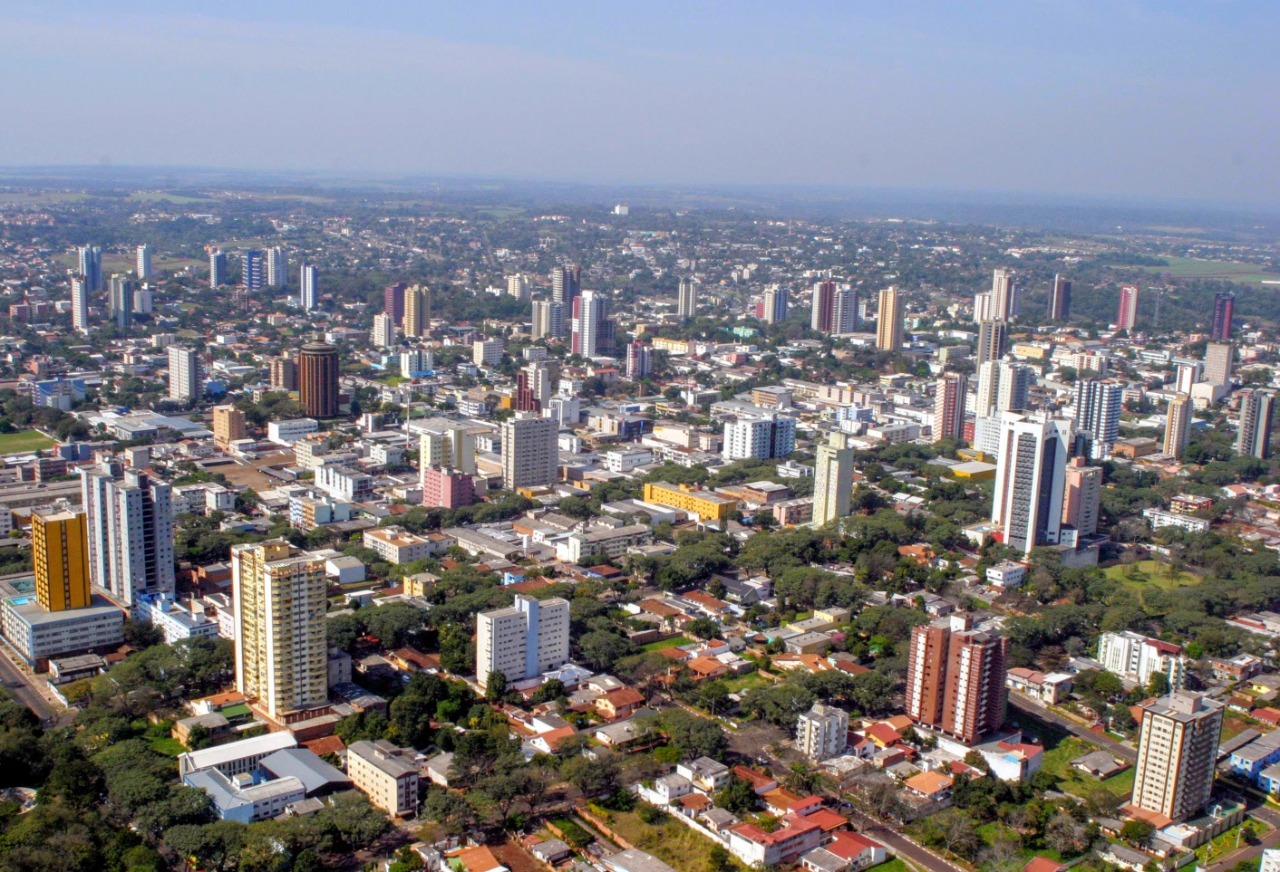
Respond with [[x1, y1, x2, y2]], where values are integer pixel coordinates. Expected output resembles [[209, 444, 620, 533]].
[[422, 467, 475, 509]]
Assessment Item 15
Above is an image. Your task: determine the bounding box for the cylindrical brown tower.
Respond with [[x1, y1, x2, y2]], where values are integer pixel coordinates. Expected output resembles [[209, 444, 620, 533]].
[[298, 342, 340, 418]]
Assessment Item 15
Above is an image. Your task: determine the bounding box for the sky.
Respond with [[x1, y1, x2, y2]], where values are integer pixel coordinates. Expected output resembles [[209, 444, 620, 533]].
[[1, 2, 1277, 206]]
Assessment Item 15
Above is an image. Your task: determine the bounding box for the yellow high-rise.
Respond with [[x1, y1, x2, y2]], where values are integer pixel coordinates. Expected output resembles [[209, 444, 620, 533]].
[[876, 286, 903, 352], [403, 284, 431, 337], [212, 405, 246, 449], [232, 540, 329, 720], [32, 506, 90, 612]]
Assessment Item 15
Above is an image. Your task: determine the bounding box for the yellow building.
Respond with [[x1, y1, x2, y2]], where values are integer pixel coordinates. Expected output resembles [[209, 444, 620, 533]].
[[403, 284, 431, 337], [32, 506, 90, 612], [212, 405, 246, 449], [652, 336, 692, 355], [642, 481, 737, 522], [232, 540, 329, 720]]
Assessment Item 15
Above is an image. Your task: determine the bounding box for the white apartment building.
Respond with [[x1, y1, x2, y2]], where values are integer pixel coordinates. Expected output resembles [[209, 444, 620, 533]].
[[501, 414, 558, 490], [811, 431, 854, 528], [557, 524, 652, 564], [267, 418, 319, 445], [346, 740, 420, 816], [167, 345, 201, 402], [1097, 631, 1188, 690], [473, 338, 504, 366], [361, 526, 441, 564], [415, 419, 476, 474], [475, 595, 570, 689], [722, 414, 797, 461], [315, 465, 373, 502], [796, 702, 849, 761], [81, 464, 175, 607], [603, 448, 654, 474]]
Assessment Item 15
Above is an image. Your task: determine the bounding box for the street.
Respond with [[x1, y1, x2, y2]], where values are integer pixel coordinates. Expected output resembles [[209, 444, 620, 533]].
[[0, 643, 59, 726]]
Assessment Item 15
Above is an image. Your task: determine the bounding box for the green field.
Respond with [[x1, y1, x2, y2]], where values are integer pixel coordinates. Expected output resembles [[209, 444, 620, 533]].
[[0, 431, 55, 453], [597, 810, 749, 872], [1102, 559, 1201, 591], [1039, 735, 1136, 800], [128, 190, 214, 204], [1124, 256, 1280, 284], [643, 635, 691, 652], [149, 737, 187, 757]]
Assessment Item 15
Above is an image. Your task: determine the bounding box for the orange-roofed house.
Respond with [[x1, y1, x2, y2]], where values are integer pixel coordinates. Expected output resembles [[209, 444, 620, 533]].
[[800, 831, 887, 872], [731, 765, 779, 794], [727, 814, 824, 867], [451, 846, 508, 872], [863, 723, 902, 749], [904, 770, 953, 800], [687, 656, 730, 681], [596, 688, 646, 721]]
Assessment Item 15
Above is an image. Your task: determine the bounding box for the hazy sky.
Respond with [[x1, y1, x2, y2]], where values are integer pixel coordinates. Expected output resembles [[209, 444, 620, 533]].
[[2, 2, 1277, 205]]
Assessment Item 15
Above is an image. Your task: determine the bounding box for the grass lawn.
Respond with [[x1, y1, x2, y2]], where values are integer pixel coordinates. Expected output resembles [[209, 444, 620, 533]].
[[0, 430, 55, 453], [1123, 256, 1280, 285], [601, 810, 749, 872], [150, 736, 186, 757], [874, 860, 910, 872], [643, 635, 691, 652], [722, 671, 771, 693], [1038, 734, 1135, 800], [1195, 817, 1274, 865], [1102, 559, 1201, 591]]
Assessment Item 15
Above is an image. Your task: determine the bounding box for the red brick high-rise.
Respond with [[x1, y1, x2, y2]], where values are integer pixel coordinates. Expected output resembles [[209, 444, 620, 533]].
[[906, 615, 1008, 744], [298, 342, 340, 419], [384, 282, 407, 323]]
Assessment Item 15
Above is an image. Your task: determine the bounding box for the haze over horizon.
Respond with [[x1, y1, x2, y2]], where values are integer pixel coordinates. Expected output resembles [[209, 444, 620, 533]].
[[2, 2, 1277, 207]]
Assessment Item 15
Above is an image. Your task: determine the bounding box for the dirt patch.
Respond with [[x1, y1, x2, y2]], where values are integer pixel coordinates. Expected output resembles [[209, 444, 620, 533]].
[[491, 841, 545, 872]]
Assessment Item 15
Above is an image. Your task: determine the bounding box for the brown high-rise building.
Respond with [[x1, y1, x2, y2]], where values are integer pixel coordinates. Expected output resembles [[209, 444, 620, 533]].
[[384, 282, 407, 322], [906, 615, 1008, 744], [269, 355, 299, 392], [298, 342, 340, 418], [1061, 456, 1103, 536], [213, 405, 247, 449], [403, 285, 431, 337]]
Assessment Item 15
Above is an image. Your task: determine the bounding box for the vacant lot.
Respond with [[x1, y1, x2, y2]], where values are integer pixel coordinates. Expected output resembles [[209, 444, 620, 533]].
[[602, 810, 747, 872], [0, 431, 55, 453], [1039, 734, 1135, 800]]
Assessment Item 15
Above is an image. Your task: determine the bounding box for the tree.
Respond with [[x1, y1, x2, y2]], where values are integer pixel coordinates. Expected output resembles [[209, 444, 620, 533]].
[[578, 630, 634, 671], [164, 821, 248, 872], [363, 602, 427, 648], [1119, 819, 1155, 846], [485, 670, 509, 703], [714, 776, 760, 815], [661, 709, 727, 759], [421, 788, 478, 836], [1045, 811, 1093, 856], [562, 752, 621, 799], [326, 612, 364, 653]]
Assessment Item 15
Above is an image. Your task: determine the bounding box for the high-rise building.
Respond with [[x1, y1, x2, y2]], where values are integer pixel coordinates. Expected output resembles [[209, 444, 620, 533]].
[[625, 341, 653, 381], [1164, 394, 1193, 460], [167, 345, 201, 403], [531, 300, 555, 340], [71, 274, 91, 334], [571, 290, 606, 358], [475, 594, 571, 690], [876, 286, 903, 352], [1204, 342, 1233, 388], [298, 342, 340, 419], [975, 320, 1006, 367], [1236, 389, 1275, 460], [232, 540, 329, 719], [990, 268, 1016, 320], [32, 506, 90, 612], [812, 431, 854, 528], [506, 274, 530, 301], [760, 286, 789, 325], [550, 265, 581, 315], [678, 278, 698, 320], [501, 414, 558, 490], [1048, 274, 1072, 320], [136, 244, 153, 281], [722, 415, 797, 461], [209, 248, 227, 287], [1074, 380, 1122, 459], [810, 280, 835, 333], [78, 245, 103, 292], [80, 464, 175, 607], [403, 284, 431, 337], [133, 288, 153, 315], [242, 250, 264, 291], [1098, 631, 1188, 691], [974, 361, 1001, 419], [270, 355, 299, 392], [421, 467, 476, 509], [906, 614, 1008, 744], [1116, 284, 1139, 330], [213, 405, 246, 450], [384, 282, 407, 321], [514, 369, 540, 413], [299, 262, 317, 310], [266, 247, 287, 289], [975, 360, 1028, 419], [933, 372, 968, 442], [1175, 362, 1202, 395], [418, 419, 476, 475], [796, 702, 849, 761], [400, 348, 432, 378], [1211, 292, 1235, 342], [991, 414, 1072, 554], [371, 313, 398, 349], [832, 285, 859, 334], [1130, 692, 1223, 825], [109, 274, 133, 331], [1061, 456, 1102, 537]]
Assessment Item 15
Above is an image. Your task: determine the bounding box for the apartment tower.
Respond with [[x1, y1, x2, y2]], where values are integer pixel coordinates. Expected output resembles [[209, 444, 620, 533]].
[[298, 342, 340, 418]]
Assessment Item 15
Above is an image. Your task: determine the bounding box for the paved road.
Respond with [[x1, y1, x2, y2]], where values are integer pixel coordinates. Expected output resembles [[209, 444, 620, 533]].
[[851, 812, 966, 872], [1008, 692, 1136, 761], [0, 646, 57, 725]]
